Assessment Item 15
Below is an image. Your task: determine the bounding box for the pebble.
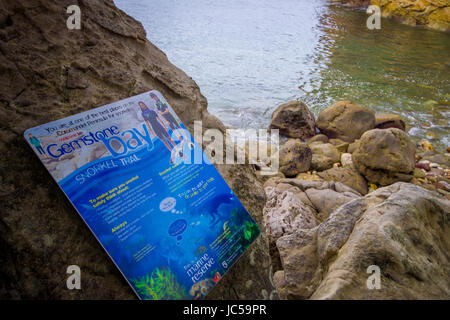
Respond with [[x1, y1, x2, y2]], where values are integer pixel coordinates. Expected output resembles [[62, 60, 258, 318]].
[[436, 181, 450, 192], [430, 163, 439, 168], [415, 162, 430, 171]]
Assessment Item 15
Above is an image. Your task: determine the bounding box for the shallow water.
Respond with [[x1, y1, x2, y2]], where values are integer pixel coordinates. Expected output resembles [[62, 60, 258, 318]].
[[116, 0, 449, 148]]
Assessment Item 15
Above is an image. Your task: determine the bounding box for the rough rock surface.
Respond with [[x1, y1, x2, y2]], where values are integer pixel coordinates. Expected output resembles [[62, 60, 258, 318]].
[[318, 166, 368, 195], [278, 140, 312, 177], [372, 0, 450, 32], [274, 183, 450, 299], [269, 101, 316, 139], [316, 101, 375, 142], [0, 0, 276, 299], [375, 113, 406, 131], [353, 128, 416, 185], [263, 179, 361, 270], [310, 143, 341, 172]]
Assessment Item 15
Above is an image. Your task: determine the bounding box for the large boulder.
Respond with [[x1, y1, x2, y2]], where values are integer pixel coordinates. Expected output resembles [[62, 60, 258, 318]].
[[278, 140, 312, 177], [275, 183, 450, 299], [269, 101, 316, 139], [0, 0, 276, 300], [353, 128, 416, 186], [263, 179, 360, 271], [316, 101, 375, 142], [310, 143, 341, 172]]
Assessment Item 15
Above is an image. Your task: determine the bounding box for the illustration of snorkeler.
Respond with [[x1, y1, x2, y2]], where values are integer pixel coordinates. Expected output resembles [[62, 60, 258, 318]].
[[138, 101, 183, 163], [149, 92, 194, 150]]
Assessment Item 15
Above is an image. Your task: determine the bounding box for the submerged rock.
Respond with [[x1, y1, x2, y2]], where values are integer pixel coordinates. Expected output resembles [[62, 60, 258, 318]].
[[316, 101, 375, 142], [275, 183, 450, 299], [269, 101, 316, 139], [353, 128, 416, 186]]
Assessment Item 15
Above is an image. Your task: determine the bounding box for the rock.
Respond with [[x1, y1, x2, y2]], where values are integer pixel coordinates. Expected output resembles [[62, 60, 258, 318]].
[[263, 186, 319, 270], [413, 168, 426, 179], [269, 101, 316, 139], [318, 166, 368, 195], [0, 0, 276, 300], [304, 187, 360, 220], [421, 154, 450, 167], [310, 143, 341, 172], [436, 181, 450, 193], [275, 183, 450, 299], [353, 128, 416, 186], [329, 138, 349, 153], [375, 113, 406, 131], [307, 134, 328, 144], [416, 139, 435, 152], [415, 162, 431, 171], [347, 139, 360, 154], [316, 101, 375, 142], [262, 178, 362, 270], [371, 0, 450, 32], [66, 67, 89, 89], [278, 140, 312, 177]]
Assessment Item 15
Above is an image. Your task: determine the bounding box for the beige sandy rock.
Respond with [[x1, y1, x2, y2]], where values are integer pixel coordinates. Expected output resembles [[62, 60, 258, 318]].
[[316, 101, 375, 142]]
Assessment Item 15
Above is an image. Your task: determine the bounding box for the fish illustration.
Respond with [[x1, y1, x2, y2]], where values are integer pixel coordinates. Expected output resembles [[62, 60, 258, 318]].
[[194, 246, 207, 257], [191, 193, 235, 226]]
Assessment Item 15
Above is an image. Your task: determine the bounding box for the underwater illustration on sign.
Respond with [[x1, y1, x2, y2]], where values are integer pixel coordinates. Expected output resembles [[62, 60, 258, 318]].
[[24, 90, 260, 300]]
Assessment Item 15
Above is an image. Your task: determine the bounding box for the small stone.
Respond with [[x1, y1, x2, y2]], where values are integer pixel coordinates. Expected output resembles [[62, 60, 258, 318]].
[[413, 168, 426, 179], [415, 162, 430, 171]]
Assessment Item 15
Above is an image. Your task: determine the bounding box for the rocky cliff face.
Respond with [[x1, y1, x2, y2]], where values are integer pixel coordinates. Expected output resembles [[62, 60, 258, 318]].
[[0, 0, 276, 299], [332, 0, 450, 31], [372, 0, 450, 32]]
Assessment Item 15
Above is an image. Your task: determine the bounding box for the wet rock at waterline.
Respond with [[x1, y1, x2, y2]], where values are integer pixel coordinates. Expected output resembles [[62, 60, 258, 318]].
[[375, 113, 406, 131], [316, 101, 375, 142], [274, 183, 450, 299], [353, 128, 416, 186], [269, 101, 316, 139]]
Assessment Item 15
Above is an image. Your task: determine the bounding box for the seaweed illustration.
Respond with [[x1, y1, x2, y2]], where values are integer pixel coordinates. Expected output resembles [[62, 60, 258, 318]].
[[131, 267, 189, 300], [241, 219, 260, 248], [229, 207, 260, 249]]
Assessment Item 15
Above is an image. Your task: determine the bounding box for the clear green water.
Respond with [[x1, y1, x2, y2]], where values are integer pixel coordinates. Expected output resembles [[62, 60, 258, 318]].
[[116, 0, 449, 148]]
